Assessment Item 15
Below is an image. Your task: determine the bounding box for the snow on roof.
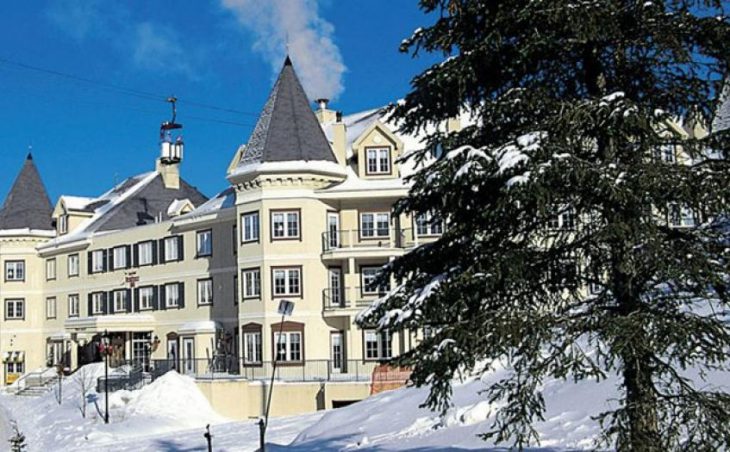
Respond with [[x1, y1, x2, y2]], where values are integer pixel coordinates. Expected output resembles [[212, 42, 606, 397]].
[[178, 320, 222, 334], [60, 195, 95, 211], [229, 159, 347, 180], [175, 187, 236, 222]]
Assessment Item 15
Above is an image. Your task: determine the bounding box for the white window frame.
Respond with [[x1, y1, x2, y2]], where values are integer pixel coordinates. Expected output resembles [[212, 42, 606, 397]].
[[360, 212, 390, 238], [68, 294, 79, 317], [112, 246, 127, 270], [113, 290, 127, 313], [58, 214, 68, 234], [274, 331, 302, 362], [272, 267, 301, 296], [243, 331, 262, 364], [548, 205, 575, 230], [197, 279, 213, 305], [6, 362, 24, 374], [46, 258, 57, 281], [91, 250, 105, 273], [138, 287, 154, 310], [164, 237, 179, 262], [5, 261, 25, 281], [415, 212, 444, 236], [138, 241, 153, 266], [5, 299, 24, 320], [241, 212, 260, 242], [196, 229, 212, 257], [365, 147, 391, 175], [68, 254, 79, 277], [46, 297, 57, 319], [92, 293, 104, 315], [165, 283, 180, 308], [361, 266, 387, 295], [242, 268, 261, 299], [364, 330, 392, 360], [271, 211, 300, 239]]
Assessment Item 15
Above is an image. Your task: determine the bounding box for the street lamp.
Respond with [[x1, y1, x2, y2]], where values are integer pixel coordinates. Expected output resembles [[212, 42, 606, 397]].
[[101, 329, 111, 424], [258, 299, 294, 452]]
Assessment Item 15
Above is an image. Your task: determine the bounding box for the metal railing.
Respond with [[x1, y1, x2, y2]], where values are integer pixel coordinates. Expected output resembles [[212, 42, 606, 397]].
[[322, 287, 388, 311], [322, 228, 439, 252], [96, 359, 147, 393], [149, 357, 410, 383]]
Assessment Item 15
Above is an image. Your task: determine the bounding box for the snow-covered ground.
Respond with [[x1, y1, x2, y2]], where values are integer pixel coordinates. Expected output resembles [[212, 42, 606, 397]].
[[1, 362, 727, 451]]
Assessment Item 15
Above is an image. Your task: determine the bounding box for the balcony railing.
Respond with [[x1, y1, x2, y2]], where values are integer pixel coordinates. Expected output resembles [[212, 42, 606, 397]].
[[322, 286, 389, 311], [322, 228, 440, 252], [149, 358, 410, 383]]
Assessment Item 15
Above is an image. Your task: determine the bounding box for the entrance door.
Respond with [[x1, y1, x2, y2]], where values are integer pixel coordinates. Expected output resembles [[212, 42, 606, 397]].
[[327, 212, 340, 248], [330, 331, 345, 374], [328, 268, 343, 307], [182, 337, 195, 375], [167, 338, 179, 371], [132, 332, 151, 371]]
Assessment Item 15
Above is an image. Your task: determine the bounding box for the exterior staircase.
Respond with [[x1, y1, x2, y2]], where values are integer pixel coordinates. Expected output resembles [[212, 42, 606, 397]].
[[9, 369, 59, 397]]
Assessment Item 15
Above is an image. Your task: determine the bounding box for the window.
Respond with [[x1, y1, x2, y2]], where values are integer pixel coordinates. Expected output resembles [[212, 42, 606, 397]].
[[165, 283, 180, 308], [668, 204, 697, 228], [46, 259, 56, 281], [364, 330, 392, 360], [197, 279, 213, 305], [138, 287, 154, 310], [271, 210, 300, 239], [365, 147, 390, 174], [68, 294, 79, 317], [113, 290, 127, 313], [360, 212, 390, 238], [196, 230, 212, 257], [234, 275, 239, 305], [5, 261, 25, 281], [662, 145, 676, 163], [6, 362, 24, 375], [242, 212, 260, 242], [5, 299, 24, 320], [138, 241, 154, 266], [242, 268, 261, 299], [272, 267, 301, 296], [112, 246, 128, 270], [361, 266, 388, 295], [46, 297, 57, 319], [91, 292, 105, 315], [548, 258, 578, 290], [274, 331, 302, 362], [58, 214, 68, 234], [90, 250, 105, 273], [243, 330, 262, 364], [547, 205, 576, 230], [415, 212, 444, 236], [68, 254, 79, 277], [163, 236, 181, 262]]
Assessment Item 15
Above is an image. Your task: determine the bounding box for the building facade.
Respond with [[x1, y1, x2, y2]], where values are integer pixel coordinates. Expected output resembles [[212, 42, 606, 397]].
[[0, 58, 448, 390]]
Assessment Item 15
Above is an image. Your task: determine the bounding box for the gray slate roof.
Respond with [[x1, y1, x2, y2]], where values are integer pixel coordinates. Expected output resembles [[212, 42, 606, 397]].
[[239, 56, 337, 165], [86, 174, 208, 233], [0, 153, 53, 231]]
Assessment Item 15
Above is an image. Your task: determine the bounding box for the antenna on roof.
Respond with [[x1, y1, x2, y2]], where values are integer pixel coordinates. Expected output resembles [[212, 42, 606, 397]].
[[160, 96, 184, 164]]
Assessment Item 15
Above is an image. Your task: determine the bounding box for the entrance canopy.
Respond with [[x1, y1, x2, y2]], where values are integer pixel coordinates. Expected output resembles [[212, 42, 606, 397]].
[[65, 314, 155, 334]]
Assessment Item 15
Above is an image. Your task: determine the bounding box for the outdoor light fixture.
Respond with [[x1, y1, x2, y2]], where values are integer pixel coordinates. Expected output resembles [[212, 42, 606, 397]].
[[258, 299, 295, 452], [101, 329, 110, 424]]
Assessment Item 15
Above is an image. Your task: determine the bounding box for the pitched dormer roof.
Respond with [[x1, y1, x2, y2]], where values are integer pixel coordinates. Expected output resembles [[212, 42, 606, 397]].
[[237, 57, 338, 166], [0, 153, 53, 231]]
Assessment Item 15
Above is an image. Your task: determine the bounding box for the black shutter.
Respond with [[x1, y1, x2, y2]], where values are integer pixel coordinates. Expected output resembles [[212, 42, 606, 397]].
[[152, 286, 159, 310], [177, 236, 184, 261], [87, 293, 93, 316], [87, 252, 93, 274], [102, 292, 109, 315], [125, 246, 132, 269], [133, 244, 139, 268], [151, 241, 158, 265], [159, 285, 167, 310], [102, 249, 109, 272], [178, 282, 185, 309], [158, 239, 166, 264], [133, 288, 140, 312], [125, 289, 132, 312]]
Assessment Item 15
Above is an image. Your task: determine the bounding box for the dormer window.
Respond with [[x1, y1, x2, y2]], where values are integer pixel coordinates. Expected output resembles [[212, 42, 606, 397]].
[[58, 214, 68, 235], [365, 147, 390, 175]]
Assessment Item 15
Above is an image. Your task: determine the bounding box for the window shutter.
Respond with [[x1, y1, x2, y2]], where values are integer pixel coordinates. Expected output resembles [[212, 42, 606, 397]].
[[102, 249, 109, 272], [125, 245, 132, 269], [177, 236, 184, 261], [178, 282, 185, 309], [132, 244, 139, 268], [125, 289, 132, 312], [133, 288, 140, 312], [87, 293, 93, 316], [151, 241, 158, 265], [87, 252, 93, 274], [159, 285, 167, 310], [158, 239, 166, 264], [102, 292, 109, 315], [152, 286, 159, 310]]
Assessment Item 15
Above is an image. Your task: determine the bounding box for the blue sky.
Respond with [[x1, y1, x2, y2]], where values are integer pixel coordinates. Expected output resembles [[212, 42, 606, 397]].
[[0, 0, 441, 203]]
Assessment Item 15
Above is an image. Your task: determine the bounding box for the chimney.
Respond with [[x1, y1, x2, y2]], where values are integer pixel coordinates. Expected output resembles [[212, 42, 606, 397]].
[[156, 159, 180, 189], [314, 98, 337, 123], [331, 114, 347, 166]]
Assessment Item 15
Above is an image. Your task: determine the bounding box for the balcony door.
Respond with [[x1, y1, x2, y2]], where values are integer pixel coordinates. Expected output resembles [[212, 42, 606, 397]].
[[182, 337, 195, 375], [330, 331, 345, 374], [328, 267, 343, 307], [327, 212, 340, 248]]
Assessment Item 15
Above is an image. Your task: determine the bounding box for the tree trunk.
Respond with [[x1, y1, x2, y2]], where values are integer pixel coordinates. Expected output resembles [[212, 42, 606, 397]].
[[621, 347, 660, 451]]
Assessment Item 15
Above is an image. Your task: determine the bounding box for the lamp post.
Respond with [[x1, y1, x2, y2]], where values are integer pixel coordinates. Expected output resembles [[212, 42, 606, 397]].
[[258, 299, 294, 452], [101, 329, 110, 424]]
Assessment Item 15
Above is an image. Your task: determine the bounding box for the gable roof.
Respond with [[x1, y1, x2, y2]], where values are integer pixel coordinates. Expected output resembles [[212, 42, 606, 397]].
[[237, 57, 338, 166], [0, 153, 53, 231]]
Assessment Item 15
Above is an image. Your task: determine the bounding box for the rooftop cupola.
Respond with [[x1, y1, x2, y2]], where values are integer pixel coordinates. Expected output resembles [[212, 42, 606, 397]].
[[156, 97, 183, 189]]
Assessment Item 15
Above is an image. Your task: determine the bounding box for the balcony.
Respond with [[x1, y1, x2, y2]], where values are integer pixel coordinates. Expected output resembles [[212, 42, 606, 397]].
[[322, 286, 388, 314], [321, 228, 437, 258]]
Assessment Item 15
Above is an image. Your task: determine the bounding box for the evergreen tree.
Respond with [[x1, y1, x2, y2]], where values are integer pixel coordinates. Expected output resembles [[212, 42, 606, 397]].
[[9, 421, 27, 452], [358, 1, 730, 450]]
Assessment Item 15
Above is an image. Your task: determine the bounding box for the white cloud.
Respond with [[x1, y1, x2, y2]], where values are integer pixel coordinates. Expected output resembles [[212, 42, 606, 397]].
[[46, 0, 106, 41], [132, 23, 193, 77], [221, 0, 346, 101]]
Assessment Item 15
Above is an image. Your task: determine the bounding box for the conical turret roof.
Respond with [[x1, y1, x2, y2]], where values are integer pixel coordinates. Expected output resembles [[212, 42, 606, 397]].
[[0, 153, 53, 231], [238, 57, 338, 166]]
